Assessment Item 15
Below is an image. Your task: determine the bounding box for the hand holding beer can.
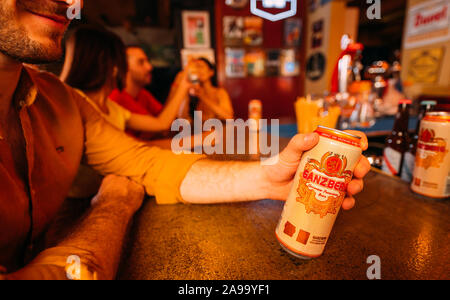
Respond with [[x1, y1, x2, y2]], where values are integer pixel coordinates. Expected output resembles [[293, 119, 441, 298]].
[[276, 126, 363, 259]]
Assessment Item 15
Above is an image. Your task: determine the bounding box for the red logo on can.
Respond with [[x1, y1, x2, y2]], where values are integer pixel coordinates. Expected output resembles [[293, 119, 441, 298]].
[[325, 156, 343, 175]]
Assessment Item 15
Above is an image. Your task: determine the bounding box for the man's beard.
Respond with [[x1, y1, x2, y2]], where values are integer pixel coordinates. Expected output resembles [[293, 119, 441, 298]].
[[133, 74, 152, 88], [0, 1, 66, 64]]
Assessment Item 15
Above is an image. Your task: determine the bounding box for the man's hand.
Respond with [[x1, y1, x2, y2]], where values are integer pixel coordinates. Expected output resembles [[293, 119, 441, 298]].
[[180, 131, 371, 206], [91, 175, 145, 215], [262, 132, 371, 210]]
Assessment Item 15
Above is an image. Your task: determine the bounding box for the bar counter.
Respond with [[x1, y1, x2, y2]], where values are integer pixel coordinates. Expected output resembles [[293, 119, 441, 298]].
[[116, 139, 450, 280]]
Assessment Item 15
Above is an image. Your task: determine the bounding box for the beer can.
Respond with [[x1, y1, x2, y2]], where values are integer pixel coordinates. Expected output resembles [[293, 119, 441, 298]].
[[411, 112, 450, 199], [275, 126, 363, 259], [249, 100, 262, 120]]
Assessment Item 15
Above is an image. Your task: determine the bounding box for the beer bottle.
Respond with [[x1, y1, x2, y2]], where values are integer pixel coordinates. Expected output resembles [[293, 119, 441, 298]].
[[188, 73, 201, 120], [401, 100, 437, 182], [382, 99, 411, 177]]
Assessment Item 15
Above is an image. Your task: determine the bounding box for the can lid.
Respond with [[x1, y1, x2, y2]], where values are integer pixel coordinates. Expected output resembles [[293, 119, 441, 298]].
[[424, 111, 450, 122], [315, 126, 362, 148], [399, 99, 412, 105]]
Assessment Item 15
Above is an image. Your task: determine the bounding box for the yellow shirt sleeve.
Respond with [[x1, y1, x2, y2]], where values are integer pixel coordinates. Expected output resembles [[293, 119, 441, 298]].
[[73, 89, 205, 205], [105, 100, 132, 131]]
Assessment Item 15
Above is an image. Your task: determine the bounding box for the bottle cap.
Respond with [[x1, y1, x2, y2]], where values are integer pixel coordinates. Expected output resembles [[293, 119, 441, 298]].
[[420, 100, 437, 106], [399, 99, 412, 105]]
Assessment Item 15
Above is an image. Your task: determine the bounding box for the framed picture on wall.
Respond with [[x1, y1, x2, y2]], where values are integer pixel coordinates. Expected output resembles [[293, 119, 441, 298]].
[[224, 16, 244, 46], [245, 49, 266, 77], [243, 16, 263, 46], [182, 11, 211, 49], [266, 49, 281, 77], [225, 48, 246, 78], [284, 18, 302, 47], [280, 49, 300, 77]]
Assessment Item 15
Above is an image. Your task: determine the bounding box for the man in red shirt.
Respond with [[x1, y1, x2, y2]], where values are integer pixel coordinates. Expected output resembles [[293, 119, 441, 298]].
[[110, 46, 178, 139]]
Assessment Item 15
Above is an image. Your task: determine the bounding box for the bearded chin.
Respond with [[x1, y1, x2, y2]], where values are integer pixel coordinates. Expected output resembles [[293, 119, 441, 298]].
[[0, 30, 65, 65], [0, 12, 65, 64], [24, 38, 64, 65]]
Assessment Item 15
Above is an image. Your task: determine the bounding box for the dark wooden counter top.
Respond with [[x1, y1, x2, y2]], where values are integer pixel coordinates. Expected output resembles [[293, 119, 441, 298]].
[[117, 168, 449, 280]]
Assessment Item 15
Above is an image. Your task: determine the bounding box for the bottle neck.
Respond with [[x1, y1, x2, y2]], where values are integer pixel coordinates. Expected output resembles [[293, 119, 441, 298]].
[[415, 104, 435, 134], [392, 103, 410, 134]]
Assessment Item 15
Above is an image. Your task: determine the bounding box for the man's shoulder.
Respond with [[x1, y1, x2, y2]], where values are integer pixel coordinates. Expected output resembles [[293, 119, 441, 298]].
[[24, 66, 89, 117], [25, 65, 76, 100]]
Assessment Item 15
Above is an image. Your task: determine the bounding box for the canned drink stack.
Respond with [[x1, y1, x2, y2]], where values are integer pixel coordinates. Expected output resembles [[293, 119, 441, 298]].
[[276, 126, 363, 259]]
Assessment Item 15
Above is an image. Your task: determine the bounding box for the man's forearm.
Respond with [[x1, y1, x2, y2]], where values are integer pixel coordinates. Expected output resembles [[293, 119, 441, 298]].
[[180, 159, 269, 204], [56, 200, 134, 279], [4, 200, 134, 280]]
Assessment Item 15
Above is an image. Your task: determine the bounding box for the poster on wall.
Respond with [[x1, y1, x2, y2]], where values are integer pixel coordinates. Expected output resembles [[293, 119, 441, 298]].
[[225, 48, 246, 78], [311, 19, 324, 49], [406, 48, 444, 83], [284, 18, 302, 47], [280, 49, 300, 77], [181, 49, 216, 68], [182, 11, 211, 49], [245, 49, 266, 77], [243, 16, 263, 46], [266, 49, 281, 76], [224, 16, 244, 46], [404, 0, 450, 49]]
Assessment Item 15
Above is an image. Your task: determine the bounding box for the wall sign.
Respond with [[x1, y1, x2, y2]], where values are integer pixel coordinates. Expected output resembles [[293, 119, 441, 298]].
[[250, 0, 298, 22], [406, 48, 444, 83], [404, 0, 450, 49]]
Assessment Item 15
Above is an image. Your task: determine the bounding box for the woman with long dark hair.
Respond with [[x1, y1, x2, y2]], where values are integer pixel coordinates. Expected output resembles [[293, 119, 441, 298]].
[[175, 57, 234, 121], [60, 25, 191, 133]]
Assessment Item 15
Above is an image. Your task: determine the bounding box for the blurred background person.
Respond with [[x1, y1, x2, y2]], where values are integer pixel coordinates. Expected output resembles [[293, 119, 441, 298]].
[[177, 58, 234, 122], [60, 26, 192, 198], [109, 45, 192, 139], [60, 26, 190, 136]]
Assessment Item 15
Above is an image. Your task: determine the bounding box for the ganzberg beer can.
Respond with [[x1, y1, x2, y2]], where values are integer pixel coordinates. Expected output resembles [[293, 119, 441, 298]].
[[411, 112, 450, 199], [276, 126, 363, 259]]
